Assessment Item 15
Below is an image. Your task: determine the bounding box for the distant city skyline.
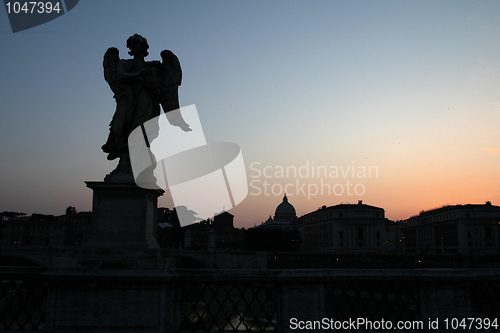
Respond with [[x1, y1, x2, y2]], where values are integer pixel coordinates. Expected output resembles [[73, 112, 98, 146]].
[[1, 1, 500, 228]]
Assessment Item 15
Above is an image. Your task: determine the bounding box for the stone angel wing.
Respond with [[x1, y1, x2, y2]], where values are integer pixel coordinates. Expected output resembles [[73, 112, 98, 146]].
[[159, 50, 191, 132], [103, 47, 120, 94], [160, 50, 182, 87]]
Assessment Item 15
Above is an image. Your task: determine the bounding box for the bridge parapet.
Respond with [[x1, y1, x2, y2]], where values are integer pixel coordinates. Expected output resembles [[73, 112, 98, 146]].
[[1, 268, 499, 332]]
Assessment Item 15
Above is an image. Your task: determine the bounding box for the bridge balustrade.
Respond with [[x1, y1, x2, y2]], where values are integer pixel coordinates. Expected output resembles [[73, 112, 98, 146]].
[[1, 267, 499, 332]]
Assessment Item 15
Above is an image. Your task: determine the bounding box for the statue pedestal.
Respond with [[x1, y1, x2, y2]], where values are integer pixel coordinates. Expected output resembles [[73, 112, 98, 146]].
[[84, 181, 164, 252]]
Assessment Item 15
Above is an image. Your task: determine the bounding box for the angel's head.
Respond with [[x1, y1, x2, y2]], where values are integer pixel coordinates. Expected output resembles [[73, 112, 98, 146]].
[[126, 34, 149, 57]]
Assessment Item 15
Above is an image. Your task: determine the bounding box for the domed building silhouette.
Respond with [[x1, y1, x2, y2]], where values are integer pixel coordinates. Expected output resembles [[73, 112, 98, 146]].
[[258, 194, 297, 230], [274, 193, 297, 222]]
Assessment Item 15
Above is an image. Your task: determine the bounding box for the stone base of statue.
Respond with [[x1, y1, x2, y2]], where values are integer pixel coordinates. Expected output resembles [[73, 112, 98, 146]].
[[84, 181, 164, 253]]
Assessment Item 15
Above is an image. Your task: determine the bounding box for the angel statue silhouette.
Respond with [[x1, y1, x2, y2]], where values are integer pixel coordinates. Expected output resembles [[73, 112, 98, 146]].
[[101, 34, 191, 182]]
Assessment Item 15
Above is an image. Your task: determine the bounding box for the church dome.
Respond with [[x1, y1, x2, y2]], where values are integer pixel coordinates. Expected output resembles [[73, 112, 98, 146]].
[[274, 194, 297, 221]]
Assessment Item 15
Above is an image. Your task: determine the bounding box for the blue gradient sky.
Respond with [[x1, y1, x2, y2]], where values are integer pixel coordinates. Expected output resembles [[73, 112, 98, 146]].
[[1, 1, 500, 227]]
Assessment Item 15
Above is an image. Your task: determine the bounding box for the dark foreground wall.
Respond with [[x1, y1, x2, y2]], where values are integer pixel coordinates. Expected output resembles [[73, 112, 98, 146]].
[[1, 267, 499, 332]]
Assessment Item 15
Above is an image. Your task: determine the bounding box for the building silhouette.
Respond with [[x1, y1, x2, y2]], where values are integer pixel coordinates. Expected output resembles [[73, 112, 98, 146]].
[[64, 207, 91, 247], [402, 201, 500, 254], [256, 193, 297, 231], [298, 200, 395, 252], [180, 211, 244, 250], [1, 207, 90, 248], [246, 194, 301, 250], [3, 200, 500, 256]]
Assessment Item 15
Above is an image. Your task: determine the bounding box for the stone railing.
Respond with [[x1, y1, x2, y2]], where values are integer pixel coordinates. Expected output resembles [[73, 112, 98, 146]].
[[1, 267, 499, 332]]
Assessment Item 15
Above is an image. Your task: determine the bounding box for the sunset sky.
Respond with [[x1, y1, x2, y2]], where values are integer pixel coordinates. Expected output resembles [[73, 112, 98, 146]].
[[1, 1, 500, 228]]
